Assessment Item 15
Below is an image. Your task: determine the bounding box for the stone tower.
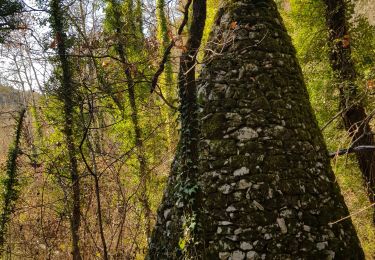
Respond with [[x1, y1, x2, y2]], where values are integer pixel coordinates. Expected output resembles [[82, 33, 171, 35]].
[[148, 0, 364, 259]]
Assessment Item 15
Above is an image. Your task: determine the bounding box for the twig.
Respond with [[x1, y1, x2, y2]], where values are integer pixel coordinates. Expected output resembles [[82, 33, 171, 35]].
[[153, 85, 178, 110], [329, 145, 375, 158], [329, 203, 375, 225], [150, 0, 193, 93]]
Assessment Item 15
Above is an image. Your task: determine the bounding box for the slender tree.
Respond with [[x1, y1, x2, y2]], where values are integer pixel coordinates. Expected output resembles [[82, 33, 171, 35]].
[[0, 109, 25, 255], [105, 0, 152, 237], [323, 0, 375, 222], [156, 0, 175, 152], [149, 0, 364, 258], [148, 0, 207, 258], [156, 0, 173, 94], [49, 0, 82, 258]]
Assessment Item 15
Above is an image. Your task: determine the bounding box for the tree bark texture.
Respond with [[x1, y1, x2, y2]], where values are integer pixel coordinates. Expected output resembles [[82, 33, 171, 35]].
[[323, 0, 375, 218], [149, 0, 364, 259], [50, 1, 82, 259]]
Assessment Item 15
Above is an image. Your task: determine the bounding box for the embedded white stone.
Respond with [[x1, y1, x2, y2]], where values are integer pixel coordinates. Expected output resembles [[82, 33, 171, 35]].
[[219, 221, 233, 226], [253, 200, 264, 211], [238, 179, 251, 190], [303, 225, 311, 232], [219, 252, 230, 260], [234, 191, 243, 200], [219, 184, 232, 194], [197, 84, 207, 101], [246, 63, 258, 72], [252, 184, 260, 189], [326, 250, 335, 260], [217, 227, 223, 234], [163, 209, 171, 219], [239, 67, 245, 79], [247, 251, 259, 259], [280, 209, 293, 218], [327, 230, 335, 238], [316, 242, 327, 250], [234, 167, 250, 176], [276, 218, 288, 234], [240, 241, 253, 250], [235, 127, 258, 140], [226, 112, 242, 121], [264, 233, 272, 240], [234, 228, 243, 235], [232, 250, 246, 260], [206, 171, 220, 178], [226, 205, 237, 212], [268, 188, 273, 199], [226, 235, 239, 241], [166, 221, 171, 228], [274, 125, 284, 131]]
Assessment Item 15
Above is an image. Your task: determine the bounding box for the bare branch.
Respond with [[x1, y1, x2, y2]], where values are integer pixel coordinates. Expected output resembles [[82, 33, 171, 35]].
[[330, 145, 375, 158], [150, 0, 193, 93]]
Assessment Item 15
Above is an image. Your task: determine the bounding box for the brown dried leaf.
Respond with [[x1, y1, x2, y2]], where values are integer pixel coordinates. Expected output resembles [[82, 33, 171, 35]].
[[230, 21, 238, 30]]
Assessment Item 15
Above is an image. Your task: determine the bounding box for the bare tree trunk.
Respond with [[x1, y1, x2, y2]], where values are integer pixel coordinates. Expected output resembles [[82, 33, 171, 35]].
[[78, 86, 109, 259], [50, 1, 82, 258], [125, 69, 152, 237], [93, 176, 108, 257], [107, 0, 152, 237], [157, 0, 175, 153], [324, 0, 375, 222]]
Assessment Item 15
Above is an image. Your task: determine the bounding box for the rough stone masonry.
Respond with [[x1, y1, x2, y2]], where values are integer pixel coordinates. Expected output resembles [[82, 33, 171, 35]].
[[148, 0, 365, 259]]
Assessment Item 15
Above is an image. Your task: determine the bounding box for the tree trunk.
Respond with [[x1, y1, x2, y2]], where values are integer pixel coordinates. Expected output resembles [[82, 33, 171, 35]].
[[125, 66, 152, 237], [149, 0, 364, 259], [157, 0, 175, 153], [148, 0, 206, 258], [0, 109, 25, 255], [107, 0, 152, 237], [323, 0, 375, 221], [50, 1, 82, 259]]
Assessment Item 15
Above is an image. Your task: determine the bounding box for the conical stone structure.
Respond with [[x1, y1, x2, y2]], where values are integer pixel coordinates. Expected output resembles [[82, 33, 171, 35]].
[[148, 0, 364, 259]]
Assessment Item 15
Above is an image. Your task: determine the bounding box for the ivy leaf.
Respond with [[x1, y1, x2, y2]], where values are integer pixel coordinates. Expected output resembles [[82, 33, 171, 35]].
[[179, 238, 186, 250]]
